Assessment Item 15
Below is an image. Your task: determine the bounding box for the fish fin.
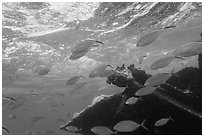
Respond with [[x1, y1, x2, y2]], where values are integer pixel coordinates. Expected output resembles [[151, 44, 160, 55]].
[[140, 119, 149, 131], [92, 44, 100, 47], [174, 56, 185, 60], [107, 64, 114, 68], [163, 25, 177, 29], [169, 115, 174, 121], [95, 40, 104, 44]]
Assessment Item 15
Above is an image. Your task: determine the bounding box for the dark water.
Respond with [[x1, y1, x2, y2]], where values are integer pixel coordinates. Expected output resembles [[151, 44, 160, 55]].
[[2, 2, 202, 135]]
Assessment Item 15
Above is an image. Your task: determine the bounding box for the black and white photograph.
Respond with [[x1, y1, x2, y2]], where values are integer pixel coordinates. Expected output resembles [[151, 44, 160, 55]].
[[2, 2, 202, 135]]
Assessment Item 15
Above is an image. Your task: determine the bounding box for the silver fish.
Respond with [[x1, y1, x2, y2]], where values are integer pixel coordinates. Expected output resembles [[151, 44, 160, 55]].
[[125, 97, 141, 105], [66, 125, 79, 132], [71, 40, 104, 54], [91, 126, 114, 135], [150, 56, 175, 70], [89, 64, 112, 78], [113, 120, 148, 132], [173, 42, 202, 57], [137, 26, 176, 47], [98, 69, 116, 77], [70, 50, 88, 60], [66, 76, 84, 85], [155, 116, 174, 126], [137, 30, 163, 47], [135, 87, 157, 96], [144, 73, 172, 87]]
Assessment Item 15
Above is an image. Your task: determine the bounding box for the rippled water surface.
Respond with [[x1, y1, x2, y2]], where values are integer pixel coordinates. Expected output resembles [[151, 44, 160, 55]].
[[2, 2, 202, 135]]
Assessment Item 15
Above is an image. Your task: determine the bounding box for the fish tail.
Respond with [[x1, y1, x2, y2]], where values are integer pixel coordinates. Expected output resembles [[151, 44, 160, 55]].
[[140, 119, 149, 131], [95, 40, 104, 44], [174, 56, 185, 60], [169, 115, 174, 121], [163, 25, 177, 29], [138, 97, 143, 101], [107, 64, 114, 68]]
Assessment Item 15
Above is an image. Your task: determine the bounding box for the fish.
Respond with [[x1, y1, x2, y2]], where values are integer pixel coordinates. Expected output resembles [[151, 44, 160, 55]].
[[155, 116, 174, 126], [2, 126, 9, 134], [65, 125, 80, 132], [3, 96, 16, 102], [98, 84, 126, 94], [144, 73, 173, 87], [150, 56, 183, 70], [137, 26, 176, 47], [71, 39, 104, 55], [125, 97, 141, 105], [173, 42, 202, 57], [135, 87, 157, 96], [137, 30, 162, 47], [113, 120, 148, 132], [30, 116, 46, 126], [91, 126, 114, 135], [66, 76, 85, 85], [98, 84, 111, 91], [89, 64, 113, 78], [98, 69, 116, 77], [69, 50, 88, 60]]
